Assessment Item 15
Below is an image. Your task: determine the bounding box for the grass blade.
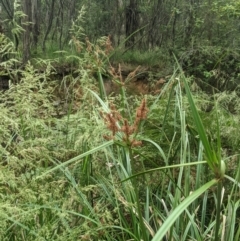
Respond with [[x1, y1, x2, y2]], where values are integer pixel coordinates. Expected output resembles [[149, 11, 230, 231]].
[[36, 140, 114, 179], [152, 179, 218, 241]]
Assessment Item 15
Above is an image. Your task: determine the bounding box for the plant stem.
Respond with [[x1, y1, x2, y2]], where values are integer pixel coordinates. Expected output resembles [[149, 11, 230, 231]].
[[120, 85, 132, 121], [128, 147, 148, 241], [97, 68, 106, 100], [215, 181, 223, 241]]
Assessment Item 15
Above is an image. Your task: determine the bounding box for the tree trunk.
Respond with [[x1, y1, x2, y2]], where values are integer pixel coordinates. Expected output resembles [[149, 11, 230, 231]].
[[22, 0, 32, 62], [42, 0, 55, 52], [62, 0, 76, 47], [31, 0, 40, 52], [58, 0, 64, 50], [125, 0, 139, 49]]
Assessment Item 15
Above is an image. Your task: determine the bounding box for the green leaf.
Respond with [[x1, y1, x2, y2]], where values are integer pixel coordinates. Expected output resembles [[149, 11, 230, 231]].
[[152, 179, 218, 241], [36, 140, 114, 179], [121, 161, 206, 183], [174, 59, 219, 172]]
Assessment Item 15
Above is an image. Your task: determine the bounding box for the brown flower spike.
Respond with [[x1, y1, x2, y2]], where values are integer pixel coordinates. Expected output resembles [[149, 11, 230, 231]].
[[101, 98, 148, 147]]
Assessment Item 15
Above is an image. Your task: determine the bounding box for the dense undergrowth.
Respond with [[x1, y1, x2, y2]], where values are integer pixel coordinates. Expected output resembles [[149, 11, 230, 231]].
[[1, 16, 240, 241]]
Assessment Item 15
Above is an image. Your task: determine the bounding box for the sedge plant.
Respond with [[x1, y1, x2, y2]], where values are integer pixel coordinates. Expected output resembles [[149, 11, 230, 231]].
[[149, 66, 234, 240]]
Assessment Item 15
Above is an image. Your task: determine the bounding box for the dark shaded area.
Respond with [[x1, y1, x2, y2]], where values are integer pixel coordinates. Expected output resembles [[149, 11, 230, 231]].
[[180, 47, 240, 93]]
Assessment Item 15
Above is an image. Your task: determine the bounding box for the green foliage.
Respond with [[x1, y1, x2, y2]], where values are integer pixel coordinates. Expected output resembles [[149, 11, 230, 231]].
[[11, 0, 25, 40], [1, 18, 240, 241], [0, 33, 19, 69], [180, 46, 240, 91], [111, 48, 172, 71]]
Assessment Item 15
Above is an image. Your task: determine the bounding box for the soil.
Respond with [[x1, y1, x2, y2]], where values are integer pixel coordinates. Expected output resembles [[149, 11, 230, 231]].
[[103, 63, 168, 95]]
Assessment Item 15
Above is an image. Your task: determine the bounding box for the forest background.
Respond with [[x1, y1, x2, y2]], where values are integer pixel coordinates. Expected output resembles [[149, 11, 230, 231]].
[[0, 0, 239, 68]]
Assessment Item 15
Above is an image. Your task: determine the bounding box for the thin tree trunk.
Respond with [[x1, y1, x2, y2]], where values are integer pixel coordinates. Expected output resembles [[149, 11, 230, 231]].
[[0, 0, 13, 19], [42, 0, 55, 52], [58, 0, 64, 50], [62, 0, 76, 47], [31, 0, 40, 52], [125, 0, 139, 49], [22, 0, 32, 62]]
